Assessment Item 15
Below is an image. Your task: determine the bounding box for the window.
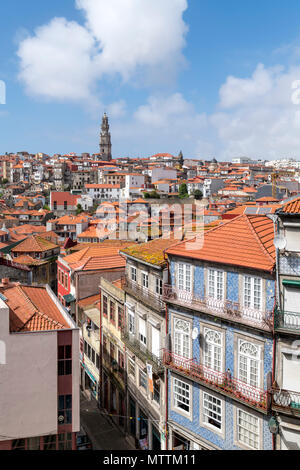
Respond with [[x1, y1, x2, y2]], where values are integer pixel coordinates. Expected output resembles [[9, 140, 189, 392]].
[[139, 369, 147, 390], [156, 278, 163, 296], [64, 274, 68, 289], [153, 379, 160, 404], [128, 357, 135, 377], [208, 269, 224, 300], [238, 340, 260, 388], [103, 335, 108, 359], [96, 354, 100, 370], [110, 301, 115, 324], [237, 409, 259, 449], [174, 318, 190, 358], [128, 310, 135, 334], [131, 266, 137, 282], [173, 378, 190, 414], [142, 272, 149, 289], [244, 276, 262, 310], [203, 329, 222, 372], [103, 295, 108, 317], [64, 201, 67, 210], [118, 351, 124, 374], [58, 433, 72, 450], [58, 395, 72, 425], [118, 306, 123, 330], [91, 348, 95, 364], [139, 318, 147, 346], [203, 392, 222, 430], [178, 263, 192, 292], [58, 345, 72, 376]]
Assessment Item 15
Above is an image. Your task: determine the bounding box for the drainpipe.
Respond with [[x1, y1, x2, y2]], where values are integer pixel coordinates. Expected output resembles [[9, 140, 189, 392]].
[[163, 248, 169, 450]]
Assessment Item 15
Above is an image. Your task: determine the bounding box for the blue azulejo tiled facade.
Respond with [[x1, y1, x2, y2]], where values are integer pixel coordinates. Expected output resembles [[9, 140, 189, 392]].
[[165, 257, 275, 450], [167, 307, 273, 450]]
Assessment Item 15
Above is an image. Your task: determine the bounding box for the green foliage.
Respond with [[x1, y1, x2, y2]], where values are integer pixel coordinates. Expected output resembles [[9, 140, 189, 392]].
[[43, 204, 50, 211], [179, 183, 189, 199], [192, 189, 203, 200], [76, 203, 83, 215]]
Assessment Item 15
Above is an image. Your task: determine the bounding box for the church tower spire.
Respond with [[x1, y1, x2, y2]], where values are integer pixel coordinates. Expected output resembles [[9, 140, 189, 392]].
[[99, 112, 112, 161]]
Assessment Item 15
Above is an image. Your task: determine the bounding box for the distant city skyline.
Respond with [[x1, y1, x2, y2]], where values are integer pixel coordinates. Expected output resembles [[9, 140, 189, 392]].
[[2, 1, 300, 159]]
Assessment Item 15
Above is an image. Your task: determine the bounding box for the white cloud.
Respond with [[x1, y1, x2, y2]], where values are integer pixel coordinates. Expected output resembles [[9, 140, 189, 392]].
[[211, 63, 300, 159], [17, 0, 188, 102]]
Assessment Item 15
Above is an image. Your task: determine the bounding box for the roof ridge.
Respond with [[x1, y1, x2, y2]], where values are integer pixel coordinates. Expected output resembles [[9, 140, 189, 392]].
[[245, 215, 275, 264]]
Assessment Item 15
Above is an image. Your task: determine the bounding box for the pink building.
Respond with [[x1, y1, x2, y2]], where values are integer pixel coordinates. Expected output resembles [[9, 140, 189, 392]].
[[0, 283, 80, 450]]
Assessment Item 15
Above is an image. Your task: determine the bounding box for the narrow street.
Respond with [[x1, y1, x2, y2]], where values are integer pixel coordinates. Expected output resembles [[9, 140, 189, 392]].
[[80, 393, 135, 451]]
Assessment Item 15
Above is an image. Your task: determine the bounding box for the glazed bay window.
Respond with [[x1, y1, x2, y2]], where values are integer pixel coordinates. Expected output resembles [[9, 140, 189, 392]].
[[203, 392, 222, 430], [174, 318, 190, 359], [237, 409, 260, 450], [58, 395, 72, 425], [173, 378, 190, 414], [58, 345, 72, 376]]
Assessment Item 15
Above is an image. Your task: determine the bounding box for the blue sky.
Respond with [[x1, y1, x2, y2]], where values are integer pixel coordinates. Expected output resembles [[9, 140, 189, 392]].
[[1, 0, 300, 159]]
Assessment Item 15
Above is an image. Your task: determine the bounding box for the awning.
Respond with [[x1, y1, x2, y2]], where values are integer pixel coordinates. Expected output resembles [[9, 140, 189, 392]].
[[282, 279, 300, 287], [63, 294, 75, 303]]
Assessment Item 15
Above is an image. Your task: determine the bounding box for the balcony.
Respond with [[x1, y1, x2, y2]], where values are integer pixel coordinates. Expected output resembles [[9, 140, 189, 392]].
[[163, 285, 273, 331], [121, 330, 164, 375], [163, 350, 268, 412], [274, 310, 300, 333], [271, 387, 300, 415], [124, 278, 165, 313]]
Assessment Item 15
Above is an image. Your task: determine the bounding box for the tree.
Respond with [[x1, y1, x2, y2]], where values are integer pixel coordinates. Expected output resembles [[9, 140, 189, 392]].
[[76, 204, 83, 215], [192, 189, 203, 200], [179, 183, 189, 199], [149, 190, 160, 199], [143, 192, 150, 199], [43, 204, 50, 211]]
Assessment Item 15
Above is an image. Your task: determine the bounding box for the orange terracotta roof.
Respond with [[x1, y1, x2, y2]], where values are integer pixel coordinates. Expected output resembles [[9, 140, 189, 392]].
[[279, 196, 300, 214], [11, 235, 59, 253], [3, 285, 70, 332], [166, 215, 275, 272], [78, 294, 100, 308]]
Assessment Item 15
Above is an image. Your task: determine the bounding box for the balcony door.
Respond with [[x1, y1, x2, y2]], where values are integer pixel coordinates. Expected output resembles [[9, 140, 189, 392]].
[[237, 340, 261, 402], [177, 263, 193, 303]]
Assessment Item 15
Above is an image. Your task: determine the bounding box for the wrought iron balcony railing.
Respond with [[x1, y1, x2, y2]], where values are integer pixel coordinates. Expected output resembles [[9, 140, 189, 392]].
[[163, 285, 273, 331], [121, 330, 164, 374], [163, 349, 268, 411], [274, 310, 300, 332], [124, 278, 165, 313], [271, 387, 300, 413]]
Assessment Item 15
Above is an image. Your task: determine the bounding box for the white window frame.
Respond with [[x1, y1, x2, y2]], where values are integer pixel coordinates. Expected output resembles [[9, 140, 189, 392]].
[[202, 392, 222, 431], [155, 277, 163, 296], [208, 269, 224, 300], [130, 266, 137, 283], [203, 328, 222, 373], [128, 310, 135, 335], [238, 339, 260, 389], [128, 357, 135, 378], [142, 271, 149, 289], [139, 369, 147, 391], [236, 408, 260, 450], [243, 275, 262, 311], [174, 317, 191, 359], [139, 317, 147, 346], [177, 263, 192, 293], [173, 377, 191, 415]]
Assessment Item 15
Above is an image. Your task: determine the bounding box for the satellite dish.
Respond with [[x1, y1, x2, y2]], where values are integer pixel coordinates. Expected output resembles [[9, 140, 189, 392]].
[[58, 415, 64, 423], [274, 235, 287, 250], [192, 328, 199, 340]]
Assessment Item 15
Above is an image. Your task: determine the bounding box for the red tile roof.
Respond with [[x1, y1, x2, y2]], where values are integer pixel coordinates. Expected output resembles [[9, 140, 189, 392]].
[[280, 196, 300, 214], [3, 285, 70, 332], [166, 215, 275, 272]]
